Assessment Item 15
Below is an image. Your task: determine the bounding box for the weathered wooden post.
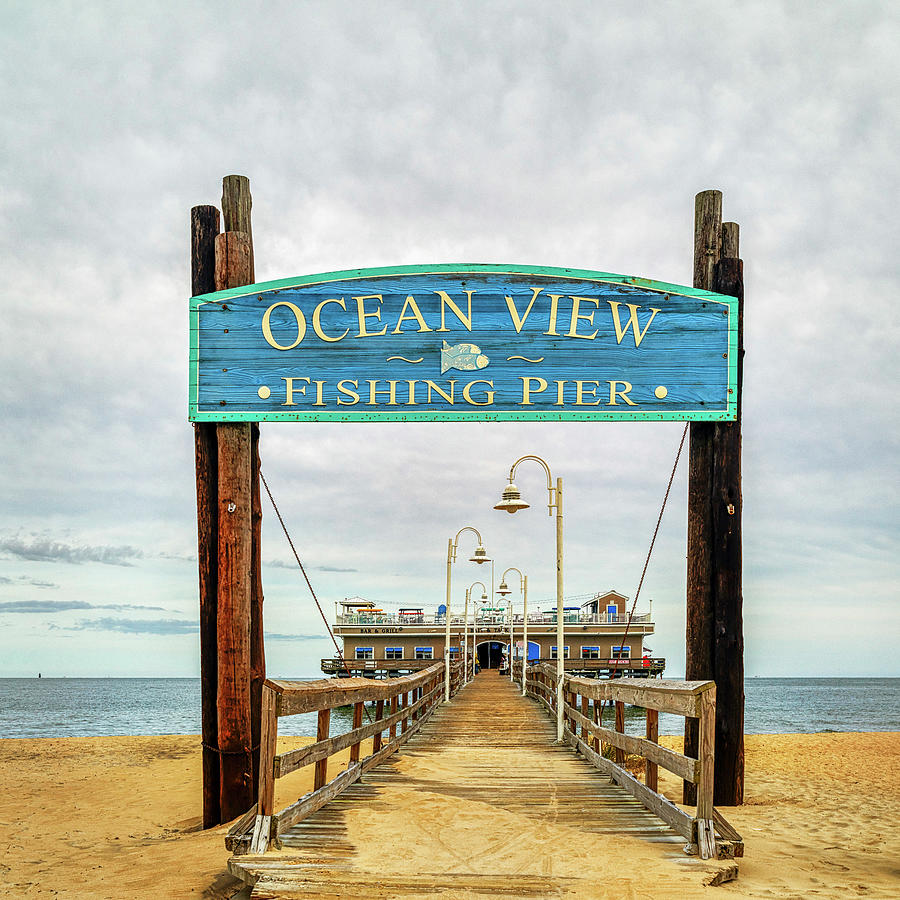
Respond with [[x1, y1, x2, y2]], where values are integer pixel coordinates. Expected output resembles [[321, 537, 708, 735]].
[[711, 247, 745, 806], [193, 175, 265, 825], [684, 190, 745, 807], [192, 204, 220, 829], [219, 176, 267, 803]]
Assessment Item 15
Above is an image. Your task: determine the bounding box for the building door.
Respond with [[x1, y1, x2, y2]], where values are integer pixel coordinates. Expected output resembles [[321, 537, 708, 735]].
[[477, 641, 505, 669]]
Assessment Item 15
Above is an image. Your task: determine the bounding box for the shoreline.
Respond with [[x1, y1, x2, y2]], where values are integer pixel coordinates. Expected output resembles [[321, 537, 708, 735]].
[[2, 731, 898, 898]]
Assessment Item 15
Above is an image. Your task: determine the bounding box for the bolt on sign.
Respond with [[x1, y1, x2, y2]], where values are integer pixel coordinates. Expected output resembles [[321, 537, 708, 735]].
[[189, 264, 737, 422]]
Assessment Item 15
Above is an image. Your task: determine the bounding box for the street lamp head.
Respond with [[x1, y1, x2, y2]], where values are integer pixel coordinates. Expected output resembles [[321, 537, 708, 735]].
[[480, 591, 488, 601], [468, 544, 491, 565], [493, 480, 530, 514], [497, 579, 511, 597]]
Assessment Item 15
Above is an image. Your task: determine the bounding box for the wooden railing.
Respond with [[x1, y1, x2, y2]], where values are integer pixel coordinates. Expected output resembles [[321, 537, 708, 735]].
[[320, 657, 446, 674], [523, 657, 665, 673], [523, 662, 742, 860], [228, 658, 468, 855]]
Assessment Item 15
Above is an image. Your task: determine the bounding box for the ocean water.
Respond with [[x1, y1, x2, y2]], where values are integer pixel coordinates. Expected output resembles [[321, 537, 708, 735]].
[[0, 677, 897, 739]]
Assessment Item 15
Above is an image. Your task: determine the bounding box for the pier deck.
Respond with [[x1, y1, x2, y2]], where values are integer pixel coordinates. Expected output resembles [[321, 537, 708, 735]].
[[229, 671, 718, 898]]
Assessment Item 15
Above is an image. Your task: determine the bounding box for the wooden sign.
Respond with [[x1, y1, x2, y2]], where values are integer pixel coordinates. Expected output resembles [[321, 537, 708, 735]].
[[189, 264, 737, 422]]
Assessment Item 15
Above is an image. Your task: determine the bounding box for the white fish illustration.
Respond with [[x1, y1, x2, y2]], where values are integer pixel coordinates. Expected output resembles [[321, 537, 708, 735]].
[[440, 341, 490, 374]]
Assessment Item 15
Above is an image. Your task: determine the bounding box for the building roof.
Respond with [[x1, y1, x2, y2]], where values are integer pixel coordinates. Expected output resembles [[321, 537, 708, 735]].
[[581, 589, 629, 608]]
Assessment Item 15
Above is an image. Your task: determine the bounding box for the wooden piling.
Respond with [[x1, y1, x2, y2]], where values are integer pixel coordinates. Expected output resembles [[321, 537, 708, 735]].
[[222, 174, 255, 281], [192, 204, 221, 829], [684, 190, 722, 805], [216, 420, 253, 819], [684, 190, 745, 806], [250, 422, 265, 790], [711, 252, 745, 806], [219, 176, 266, 796]]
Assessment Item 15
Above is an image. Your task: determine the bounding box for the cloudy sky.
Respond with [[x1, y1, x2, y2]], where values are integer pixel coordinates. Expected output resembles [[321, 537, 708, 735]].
[[1, 1, 897, 679]]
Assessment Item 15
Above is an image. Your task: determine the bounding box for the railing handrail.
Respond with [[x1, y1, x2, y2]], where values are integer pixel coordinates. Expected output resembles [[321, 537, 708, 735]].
[[519, 660, 732, 860], [229, 658, 472, 857], [532, 662, 711, 716], [266, 663, 444, 716]]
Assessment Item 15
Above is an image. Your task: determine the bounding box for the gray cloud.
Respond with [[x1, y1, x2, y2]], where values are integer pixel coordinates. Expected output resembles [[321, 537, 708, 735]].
[[0, 600, 166, 613], [0, 575, 60, 588], [0, 536, 144, 567], [263, 559, 359, 573], [263, 632, 330, 642], [66, 618, 198, 635]]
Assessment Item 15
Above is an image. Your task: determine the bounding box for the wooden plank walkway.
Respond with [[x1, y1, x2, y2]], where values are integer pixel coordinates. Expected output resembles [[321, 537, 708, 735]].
[[229, 671, 716, 898]]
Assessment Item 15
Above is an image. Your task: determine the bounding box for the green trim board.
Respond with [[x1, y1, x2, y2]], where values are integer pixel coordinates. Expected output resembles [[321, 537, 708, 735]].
[[190, 264, 737, 422]]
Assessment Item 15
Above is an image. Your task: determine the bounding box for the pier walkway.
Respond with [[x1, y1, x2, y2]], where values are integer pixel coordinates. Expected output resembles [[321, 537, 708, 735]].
[[229, 671, 730, 898]]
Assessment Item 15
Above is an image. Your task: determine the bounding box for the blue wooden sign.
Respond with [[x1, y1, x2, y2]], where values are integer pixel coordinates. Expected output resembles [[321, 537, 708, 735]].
[[189, 264, 737, 422]]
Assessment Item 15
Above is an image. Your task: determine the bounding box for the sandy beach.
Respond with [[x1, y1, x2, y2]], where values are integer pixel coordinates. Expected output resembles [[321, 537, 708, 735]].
[[1, 731, 897, 898]]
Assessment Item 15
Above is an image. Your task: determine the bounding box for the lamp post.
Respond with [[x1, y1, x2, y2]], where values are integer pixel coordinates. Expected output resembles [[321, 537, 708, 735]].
[[497, 567, 528, 693], [494, 456, 564, 741], [464, 582, 488, 684], [445, 527, 490, 702]]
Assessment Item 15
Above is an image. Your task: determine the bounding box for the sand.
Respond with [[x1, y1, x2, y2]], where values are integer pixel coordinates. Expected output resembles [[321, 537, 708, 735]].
[[1, 731, 898, 898]]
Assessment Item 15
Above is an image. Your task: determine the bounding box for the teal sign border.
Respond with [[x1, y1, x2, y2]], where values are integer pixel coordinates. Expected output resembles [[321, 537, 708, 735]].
[[189, 263, 738, 423]]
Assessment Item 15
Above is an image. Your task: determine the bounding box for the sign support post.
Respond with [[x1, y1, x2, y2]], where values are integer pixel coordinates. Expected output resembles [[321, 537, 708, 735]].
[[192, 176, 266, 827], [191, 204, 220, 829], [684, 190, 745, 807]]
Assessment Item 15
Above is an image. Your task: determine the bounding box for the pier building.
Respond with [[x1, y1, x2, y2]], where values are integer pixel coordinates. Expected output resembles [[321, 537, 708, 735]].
[[321, 590, 664, 677]]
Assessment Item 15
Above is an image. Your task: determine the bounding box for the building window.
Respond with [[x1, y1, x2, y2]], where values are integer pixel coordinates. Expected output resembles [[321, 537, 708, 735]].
[[581, 646, 600, 659], [448, 646, 460, 657], [355, 647, 374, 660], [414, 646, 433, 660], [384, 647, 403, 660], [550, 646, 570, 659], [611, 645, 631, 659]]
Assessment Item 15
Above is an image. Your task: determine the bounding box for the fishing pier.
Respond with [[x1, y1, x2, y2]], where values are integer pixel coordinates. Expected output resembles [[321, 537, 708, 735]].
[[226, 665, 741, 897]]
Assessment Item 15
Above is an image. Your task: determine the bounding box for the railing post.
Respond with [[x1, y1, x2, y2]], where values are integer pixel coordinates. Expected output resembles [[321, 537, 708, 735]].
[[401, 690, 409, 733], [645, 708, 659, 792], [697, 688, 715, 819], [696, 686, 717, 859], [249, 684, 276, 853], [349, 701, 364, 764], [580, 694, 589, 743], [389, 694, 398, 739], [614, 701, 626, 767], [593, 697, 601, 754], [372, 699, 385, 753], [314, 707, 331, 790]]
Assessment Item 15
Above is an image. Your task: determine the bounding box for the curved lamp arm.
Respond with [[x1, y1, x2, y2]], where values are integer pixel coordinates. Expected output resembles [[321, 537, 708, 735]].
[[509, 456, 558, 516], [500, 566, 526, 591], [448, 525, 485, 562]]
